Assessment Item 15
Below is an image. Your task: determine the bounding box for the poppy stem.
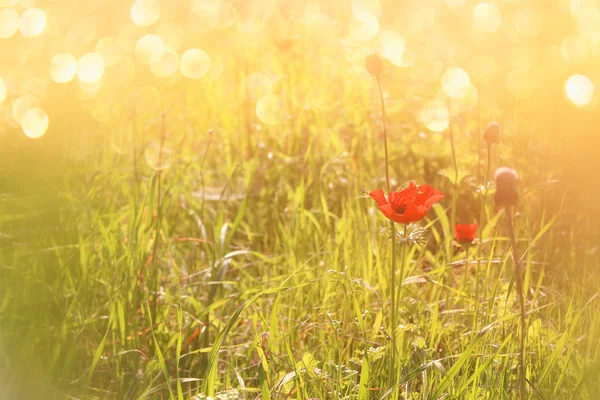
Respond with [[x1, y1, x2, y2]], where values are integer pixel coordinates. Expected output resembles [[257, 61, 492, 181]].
[[506, 206, 527, 400], [375, 74, 397, 386]]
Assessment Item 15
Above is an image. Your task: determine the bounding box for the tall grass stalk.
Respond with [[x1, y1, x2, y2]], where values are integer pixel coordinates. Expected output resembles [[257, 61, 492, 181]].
[[150, 112, 167, 324], [506, 206, 527, 399], [375, 75, 398, 385], [474, 142, 492, 327], [448, 101, 459, 261]]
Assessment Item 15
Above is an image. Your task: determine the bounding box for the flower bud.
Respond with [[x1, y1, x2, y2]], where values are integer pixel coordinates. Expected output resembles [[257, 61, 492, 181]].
[[365, 54, 384, 77], [484, 122, 500, 145], [494, 167, 519, 208]]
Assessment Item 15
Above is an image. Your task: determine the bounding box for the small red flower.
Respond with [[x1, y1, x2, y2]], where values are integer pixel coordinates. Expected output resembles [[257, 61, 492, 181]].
[[369, 182, 444, 224], [454, 224, 478, 244]]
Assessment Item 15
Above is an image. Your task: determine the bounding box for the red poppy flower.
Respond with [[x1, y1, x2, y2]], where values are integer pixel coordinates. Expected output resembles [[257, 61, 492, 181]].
[[454, 224, 478, 244], [369, 182, 444, 224]]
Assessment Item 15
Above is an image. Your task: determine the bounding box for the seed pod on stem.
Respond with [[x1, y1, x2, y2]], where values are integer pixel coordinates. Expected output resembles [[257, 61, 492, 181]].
[[365, 54, 384, 78], [494, 166, 519, 208], [484, 122, 500, 145]]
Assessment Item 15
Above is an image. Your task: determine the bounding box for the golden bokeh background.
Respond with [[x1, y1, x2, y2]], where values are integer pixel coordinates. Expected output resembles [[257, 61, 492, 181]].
[[0, 0, 599, 221]]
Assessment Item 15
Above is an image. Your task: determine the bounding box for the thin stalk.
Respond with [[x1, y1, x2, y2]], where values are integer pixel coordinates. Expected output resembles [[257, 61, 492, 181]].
[[474, 143, 492, 328], [376, 77, 390, 193], [448, 99, 459, 261], [150, 112, 167, 324], [506, 206, 526, 400], [463, 246, 469, 304], [476, 91, 482, 183], [376, 75, 397, 385]]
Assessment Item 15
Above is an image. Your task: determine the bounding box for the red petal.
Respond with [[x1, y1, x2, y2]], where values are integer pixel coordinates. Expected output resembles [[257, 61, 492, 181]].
[[388, 182, 418, 207], [369, 189, 388, 206], [378, 204, 398, 221], [417, 185, 445, 208], [400, 203, 427, 223]]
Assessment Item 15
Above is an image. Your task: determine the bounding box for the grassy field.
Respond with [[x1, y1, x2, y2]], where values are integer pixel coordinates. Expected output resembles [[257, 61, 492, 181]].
[[2, 1, 600, 399]]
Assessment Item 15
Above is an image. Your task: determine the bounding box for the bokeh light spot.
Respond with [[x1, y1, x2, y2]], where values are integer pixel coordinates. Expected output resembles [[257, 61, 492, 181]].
[[473, 3, 502, 33], [349, 12, 379, 41], [157, 22, 186, 50], [49, 54, 77, 83], [561, 35, 589, 65], [215, 1, 237, 30], [180, 49, 211, 79], [0, 8, 19, 38], [444, 0, 467, 8], [131, 0, 160, 27], [256, 94, 284, 125], [135, 34, 165, 65], [150, 48, 179, 78], [574, 6, 600, 41], [19, 8, 46, 37], [96, 37, 122, 67], [514, 8, 542, 38], [441, 68, 472, 98], [565, 74, 595, 107], [243, 73, 273, 102], [570, 0, 600, 15], [352, 0, 382, 17], [421, 101, 449, 132], [188, 3, 219, 33], [21, 107, 48, 138], [204, 57, 224, 82], [77, 53, 105, 83], [379, 30, 405, 66], [12, 95, 38, 124], [0, 77, 6, 104]]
